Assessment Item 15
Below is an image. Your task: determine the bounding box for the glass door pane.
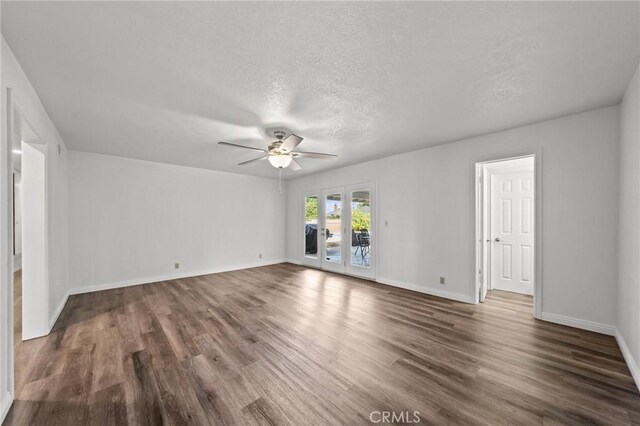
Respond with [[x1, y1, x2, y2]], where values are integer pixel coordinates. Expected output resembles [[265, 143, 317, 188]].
[[324, 193, 342, 263], [350, 190, 371, 268], [304, 196, 318, 258]]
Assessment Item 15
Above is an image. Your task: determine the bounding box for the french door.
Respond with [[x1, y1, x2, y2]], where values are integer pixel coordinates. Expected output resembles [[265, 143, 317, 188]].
[[301, 183, 375, 280], [346, 184, 374, 279], [321, 188, 345, 273]]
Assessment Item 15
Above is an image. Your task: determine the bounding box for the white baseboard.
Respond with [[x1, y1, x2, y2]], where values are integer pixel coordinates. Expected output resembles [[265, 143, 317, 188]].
[[615, 329, 640, 392], [284, 262, 476, 304], [48, 292, 69, 332], [68, 258, 288, 296], [1, 390, 12, 424], [377, 276, 476, 304], [539, 312, 616, 336]]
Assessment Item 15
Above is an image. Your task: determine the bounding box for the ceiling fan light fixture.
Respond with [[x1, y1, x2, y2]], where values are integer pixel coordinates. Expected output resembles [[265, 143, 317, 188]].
[[268, 154, 292, 168]]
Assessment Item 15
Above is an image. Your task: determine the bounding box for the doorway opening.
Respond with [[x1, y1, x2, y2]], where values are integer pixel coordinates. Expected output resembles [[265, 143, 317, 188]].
[[10, 107, 48, 398], [475, 154, 540, 317]]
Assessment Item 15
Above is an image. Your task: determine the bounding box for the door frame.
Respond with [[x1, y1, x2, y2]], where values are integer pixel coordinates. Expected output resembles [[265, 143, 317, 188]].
[[1, 88, 15, 419], [1, 89, 53, 417], [474, 150, 542, 319]]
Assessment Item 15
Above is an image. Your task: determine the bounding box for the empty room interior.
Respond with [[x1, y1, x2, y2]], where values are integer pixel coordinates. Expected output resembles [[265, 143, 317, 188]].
[[1, 1, 640, 425]]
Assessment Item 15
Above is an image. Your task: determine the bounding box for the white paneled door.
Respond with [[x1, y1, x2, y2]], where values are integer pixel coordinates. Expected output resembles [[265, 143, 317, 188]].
[[490, 171, 534, 295]]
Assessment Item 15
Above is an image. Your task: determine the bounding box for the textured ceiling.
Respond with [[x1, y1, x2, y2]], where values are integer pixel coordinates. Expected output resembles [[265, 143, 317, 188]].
[[2, 1, 639, 178]]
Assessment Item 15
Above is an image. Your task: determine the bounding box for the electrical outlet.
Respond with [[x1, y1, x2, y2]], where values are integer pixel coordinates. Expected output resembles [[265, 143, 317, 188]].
[[258, 253, 263, 259], [175, 262, 180, 269], [439, 276, 445, 285]]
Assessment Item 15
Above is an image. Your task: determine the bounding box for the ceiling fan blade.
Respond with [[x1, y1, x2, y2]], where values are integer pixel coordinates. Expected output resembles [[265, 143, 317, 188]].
[[279, 134, 303, 152], [219, 141, 267, 153], [238, 156, 269, 165], [289, 159, 302, 171], [292, 150, 338, 159]]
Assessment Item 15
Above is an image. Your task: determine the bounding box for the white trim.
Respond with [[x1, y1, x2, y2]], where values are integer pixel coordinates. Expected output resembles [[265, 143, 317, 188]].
[[539, 312, 616, 336], [289, 262, 475, 304], [12, 254, 21, 273], [377, 276, 476, 304], [615, 329, 640, 392], [68, 259, 287, 295], [2, 89, 16, 421], [48, 292, 69, 332], [1, 391, 12, 423]]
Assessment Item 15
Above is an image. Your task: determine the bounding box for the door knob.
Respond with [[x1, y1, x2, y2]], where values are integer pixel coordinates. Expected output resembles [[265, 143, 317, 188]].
[[494, 238, 501, 242]]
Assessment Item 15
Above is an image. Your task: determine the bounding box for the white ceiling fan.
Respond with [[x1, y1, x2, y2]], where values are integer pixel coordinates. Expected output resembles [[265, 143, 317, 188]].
[[218, 130, 337, 171]]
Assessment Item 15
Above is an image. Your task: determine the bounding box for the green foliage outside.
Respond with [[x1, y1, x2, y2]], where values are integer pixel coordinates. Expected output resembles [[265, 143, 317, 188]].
[[305, 197, 318, 222], [306, 196, 370, 231], [352, 206, 370, 231]]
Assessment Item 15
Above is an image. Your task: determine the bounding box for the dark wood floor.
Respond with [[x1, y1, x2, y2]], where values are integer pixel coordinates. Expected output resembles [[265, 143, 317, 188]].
[[13, 270, 21, 339], [12, 270, 31, 398], [4, 263, 640, 425]]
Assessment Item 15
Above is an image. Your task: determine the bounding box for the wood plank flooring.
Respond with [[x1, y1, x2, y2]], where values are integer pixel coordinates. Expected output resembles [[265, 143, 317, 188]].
[[12, 269, 34, 398], [5, 263, 640, 425]]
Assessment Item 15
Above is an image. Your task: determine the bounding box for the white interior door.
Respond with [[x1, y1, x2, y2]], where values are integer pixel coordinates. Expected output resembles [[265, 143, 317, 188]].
[[13, 172, 22, 256], [346, 184, 375, 279], [490, 171, 534, 295], [22, 141, 49, 339], [321, 187, 346, 273]]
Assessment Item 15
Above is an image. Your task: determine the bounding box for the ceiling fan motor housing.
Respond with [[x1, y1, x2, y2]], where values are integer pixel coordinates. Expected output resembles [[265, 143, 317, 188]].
[[269, 130, 287, 153], [268, 141, 284, 153]]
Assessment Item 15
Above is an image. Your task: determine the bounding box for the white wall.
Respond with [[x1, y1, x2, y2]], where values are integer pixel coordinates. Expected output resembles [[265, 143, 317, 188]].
[[618, 63, 640, 386], [286, 106, 620, 330], [1, 37, 70, 419], [68, 151, 286, 292]]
